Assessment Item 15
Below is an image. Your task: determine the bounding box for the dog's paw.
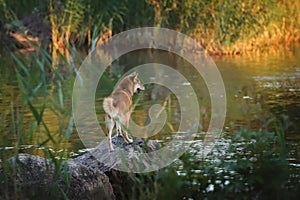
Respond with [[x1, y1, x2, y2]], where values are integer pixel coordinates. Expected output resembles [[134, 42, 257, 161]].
[[109, 147, 114, 152], [127, 138, 133, 143], [116, 131, 121, 136]]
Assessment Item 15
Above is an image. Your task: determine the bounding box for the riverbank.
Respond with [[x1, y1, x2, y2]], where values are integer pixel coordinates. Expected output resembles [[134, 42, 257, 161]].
[[1, 0, 300, 55]]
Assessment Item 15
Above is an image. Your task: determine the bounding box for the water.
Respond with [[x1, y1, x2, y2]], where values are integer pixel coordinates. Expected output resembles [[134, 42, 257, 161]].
[[0, 47, 299, 174], [214, 51, 300, 134], [1, 49, 299, 144], [115, 48, 300, 135]]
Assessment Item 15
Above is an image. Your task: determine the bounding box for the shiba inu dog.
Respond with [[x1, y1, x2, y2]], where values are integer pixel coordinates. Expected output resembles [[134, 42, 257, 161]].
[[103, 72, 144, 151]]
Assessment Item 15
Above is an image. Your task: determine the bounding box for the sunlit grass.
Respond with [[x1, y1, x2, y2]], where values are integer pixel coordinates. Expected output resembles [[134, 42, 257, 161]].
[[1, 0, 299, 54]]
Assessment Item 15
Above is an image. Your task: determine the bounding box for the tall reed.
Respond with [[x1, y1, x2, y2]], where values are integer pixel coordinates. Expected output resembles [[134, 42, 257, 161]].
[[3, 0, 299, 54]]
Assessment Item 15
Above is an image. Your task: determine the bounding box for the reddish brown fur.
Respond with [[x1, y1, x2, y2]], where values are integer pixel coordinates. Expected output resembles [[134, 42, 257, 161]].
[[103, 72, 144, 151]]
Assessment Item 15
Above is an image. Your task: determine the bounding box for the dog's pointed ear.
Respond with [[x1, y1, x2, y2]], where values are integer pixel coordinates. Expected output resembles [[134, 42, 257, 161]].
[[131, 71, 137, 76], [129, 71, 137, 80]]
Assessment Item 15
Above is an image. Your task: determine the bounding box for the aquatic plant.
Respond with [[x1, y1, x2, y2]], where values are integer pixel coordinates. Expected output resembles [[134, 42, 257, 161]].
[[116, 118, 299, 199]]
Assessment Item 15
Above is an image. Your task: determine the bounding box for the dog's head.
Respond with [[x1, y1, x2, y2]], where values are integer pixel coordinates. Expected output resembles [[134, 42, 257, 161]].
[[129, 72, 144, 94]]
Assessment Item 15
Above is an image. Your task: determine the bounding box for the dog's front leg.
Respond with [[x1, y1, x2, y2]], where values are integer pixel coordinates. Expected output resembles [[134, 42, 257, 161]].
[[122, 131, 133, 143], [116, 121, 132, 143], [122, 114, 133, 143]]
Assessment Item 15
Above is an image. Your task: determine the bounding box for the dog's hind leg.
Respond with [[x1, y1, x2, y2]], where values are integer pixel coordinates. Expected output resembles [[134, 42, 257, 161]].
[[105, 115, 115, 151]]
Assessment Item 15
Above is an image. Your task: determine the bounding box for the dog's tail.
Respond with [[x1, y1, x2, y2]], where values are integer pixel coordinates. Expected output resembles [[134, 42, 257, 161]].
[[103, 97, 114, 116]]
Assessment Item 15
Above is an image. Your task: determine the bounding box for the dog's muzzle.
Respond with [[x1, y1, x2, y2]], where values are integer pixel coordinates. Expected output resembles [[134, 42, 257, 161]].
[[137, 87, 143, 94]]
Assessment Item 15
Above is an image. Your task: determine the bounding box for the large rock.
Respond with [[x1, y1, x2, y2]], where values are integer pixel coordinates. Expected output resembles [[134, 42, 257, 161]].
[[74, 136, 160, 173], [75, 136, 161, 199], [0, 136, 160, 199], [0, 154, 114, 200]]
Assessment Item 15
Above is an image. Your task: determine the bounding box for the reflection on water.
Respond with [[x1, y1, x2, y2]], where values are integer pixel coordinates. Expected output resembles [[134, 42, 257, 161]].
[[214, 51, 300, 135], [0, 47, 299, 159]]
